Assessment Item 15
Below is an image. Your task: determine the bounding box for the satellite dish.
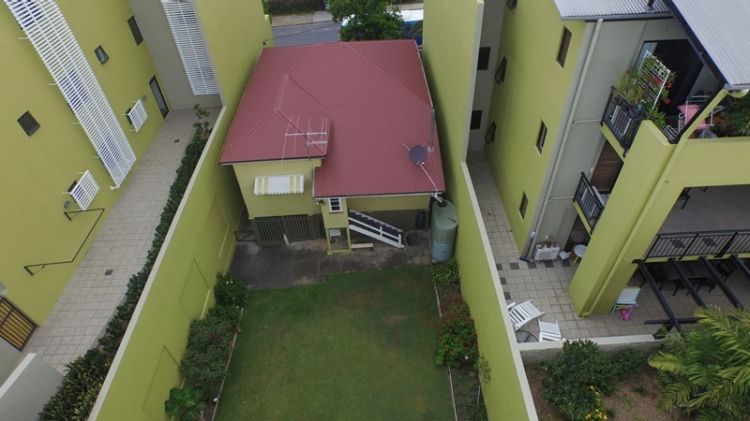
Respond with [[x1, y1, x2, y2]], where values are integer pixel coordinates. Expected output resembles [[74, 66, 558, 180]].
[[409, 145, 427, 165]]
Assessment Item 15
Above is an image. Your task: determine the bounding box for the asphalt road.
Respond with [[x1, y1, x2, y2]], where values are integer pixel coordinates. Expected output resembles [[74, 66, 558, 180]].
[[272, 21, 341, 47]]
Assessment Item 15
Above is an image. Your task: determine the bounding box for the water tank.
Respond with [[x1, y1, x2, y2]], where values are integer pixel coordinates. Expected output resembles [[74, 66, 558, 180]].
[[431, 200, 457, 262]]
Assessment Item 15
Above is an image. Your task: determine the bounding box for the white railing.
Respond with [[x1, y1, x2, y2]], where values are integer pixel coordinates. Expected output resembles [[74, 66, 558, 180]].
[[127, 99, 148, 132], [69, 170, 100, 210]]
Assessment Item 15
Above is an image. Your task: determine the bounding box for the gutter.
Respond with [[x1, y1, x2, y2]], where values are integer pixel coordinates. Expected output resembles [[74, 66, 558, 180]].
[[523, 19, 602, 259]]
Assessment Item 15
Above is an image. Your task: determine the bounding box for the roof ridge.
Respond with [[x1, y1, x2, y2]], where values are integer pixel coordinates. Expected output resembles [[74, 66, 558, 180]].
[[339, 42, 431, 108]]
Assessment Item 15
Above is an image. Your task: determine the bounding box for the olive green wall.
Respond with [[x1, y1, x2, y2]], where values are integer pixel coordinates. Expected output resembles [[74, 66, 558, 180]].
[[484, 0, 585, 250], [321, 198, 349, 228], [570, 111, 750, 315], [0, 0, 164, 323], [423, 1, 536, 419], [89, 4, 271, 419], [232, 159, 322, 218], [347, 195, 430, 212]]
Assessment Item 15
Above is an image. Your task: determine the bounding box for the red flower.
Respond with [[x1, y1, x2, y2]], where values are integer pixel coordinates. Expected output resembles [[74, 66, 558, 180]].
[[663, 98, 672, 105]]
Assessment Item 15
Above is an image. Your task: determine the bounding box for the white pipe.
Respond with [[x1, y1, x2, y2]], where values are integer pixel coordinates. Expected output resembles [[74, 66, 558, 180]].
[[523, 19, 603, 259]]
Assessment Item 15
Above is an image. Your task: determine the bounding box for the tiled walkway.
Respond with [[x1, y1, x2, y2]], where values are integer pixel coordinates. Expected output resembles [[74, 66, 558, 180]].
[[466, 152, 750, 341], [26, 108, 217, 372]]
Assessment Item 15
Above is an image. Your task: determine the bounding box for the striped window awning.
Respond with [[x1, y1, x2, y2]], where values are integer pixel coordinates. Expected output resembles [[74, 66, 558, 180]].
[[254, 175, 305, 196]]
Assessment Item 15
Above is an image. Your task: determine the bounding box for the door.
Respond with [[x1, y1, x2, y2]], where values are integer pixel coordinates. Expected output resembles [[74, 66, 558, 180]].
[[149, 76, 169, 118]]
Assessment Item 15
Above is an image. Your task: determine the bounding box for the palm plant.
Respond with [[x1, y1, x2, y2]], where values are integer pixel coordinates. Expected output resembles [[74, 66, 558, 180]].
[[648, 306, 750, 420]]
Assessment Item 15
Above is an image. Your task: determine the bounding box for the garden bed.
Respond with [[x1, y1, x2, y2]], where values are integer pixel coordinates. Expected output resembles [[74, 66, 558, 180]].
[[525, 363, 685, 421]]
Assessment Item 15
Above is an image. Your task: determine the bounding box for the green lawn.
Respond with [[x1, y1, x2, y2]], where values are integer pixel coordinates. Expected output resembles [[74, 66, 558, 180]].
[[215, 266, 454, 421]]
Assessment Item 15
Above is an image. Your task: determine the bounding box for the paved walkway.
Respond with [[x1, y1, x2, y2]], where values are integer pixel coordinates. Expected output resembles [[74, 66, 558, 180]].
[[230, 233, 431, 289], [26, 108, 218, 372]]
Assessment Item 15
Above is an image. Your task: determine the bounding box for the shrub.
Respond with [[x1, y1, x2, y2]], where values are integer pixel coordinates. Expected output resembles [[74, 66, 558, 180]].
[[541, 340, 641, 420], [180, 312, 236, 400], [435, 292, 477, 367], [165, 386, 206, 421], [41, 107, 212, 420], [214, 272, 248, 308], [648, 306, 750, 420], [432, 260, 459, 287]]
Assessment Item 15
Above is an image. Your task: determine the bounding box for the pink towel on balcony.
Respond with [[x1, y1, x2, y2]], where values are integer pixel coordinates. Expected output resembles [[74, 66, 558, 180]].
[[678, 104, 709, 130]]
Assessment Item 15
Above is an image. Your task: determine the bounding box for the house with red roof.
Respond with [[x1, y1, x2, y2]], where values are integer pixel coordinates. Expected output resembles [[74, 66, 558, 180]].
[[220, 40, 445, 252]]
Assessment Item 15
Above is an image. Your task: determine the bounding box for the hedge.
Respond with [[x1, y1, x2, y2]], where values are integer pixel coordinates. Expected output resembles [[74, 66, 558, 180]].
[[40, 106, 213, 421]]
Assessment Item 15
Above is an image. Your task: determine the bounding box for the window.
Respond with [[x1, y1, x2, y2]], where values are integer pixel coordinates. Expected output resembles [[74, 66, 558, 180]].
[[17, 111, 40, 136], [328, 198, 342, 213], [477, 47, 491, 70], [470, 110, 482, 130], [127, 16, 143, 45], [495, 57, 507, 83], [507, 0, 517, 9], [535, 121, 547, 153], [94, 46, 109, 64], [556, 27, 572, 67], [485, 122, 496, 144], [519, 193, 528, 219]]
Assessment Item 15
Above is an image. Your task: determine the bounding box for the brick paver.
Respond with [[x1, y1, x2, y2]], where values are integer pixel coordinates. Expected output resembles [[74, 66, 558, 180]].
[[26, 108, 218, 372], [467, 152, 750, 341]]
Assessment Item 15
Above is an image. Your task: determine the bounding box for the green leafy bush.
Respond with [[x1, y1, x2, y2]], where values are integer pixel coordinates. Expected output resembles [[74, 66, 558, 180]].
[[180, 311, 236, 400], [165, 386, 206, 421], [435, 292, 477, 367], [542, 340, 641, 420], [330, 0, 404, 41], [214, 272, 248, 308], [648, 306, 750, 420], [41, 108, 212, 420], [432, 260, 459, 286]]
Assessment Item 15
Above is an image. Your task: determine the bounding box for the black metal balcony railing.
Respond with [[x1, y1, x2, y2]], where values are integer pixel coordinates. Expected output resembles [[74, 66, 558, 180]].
[[574, 173, 605, 231], [646, 229, 750, 259], [601, 88, 644, 152]]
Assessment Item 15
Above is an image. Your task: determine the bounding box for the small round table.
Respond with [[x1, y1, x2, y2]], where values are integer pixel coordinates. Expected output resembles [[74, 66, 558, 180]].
[[572, 244, 587, 264]]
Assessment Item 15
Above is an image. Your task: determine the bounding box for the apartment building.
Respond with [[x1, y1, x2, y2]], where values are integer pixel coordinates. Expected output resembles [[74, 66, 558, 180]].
[[0, 0, 271, 419], [423, 0, 750, 419]]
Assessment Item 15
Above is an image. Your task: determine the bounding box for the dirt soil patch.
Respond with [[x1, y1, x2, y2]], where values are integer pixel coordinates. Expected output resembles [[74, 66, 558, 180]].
[[525, 364, 688, 421]]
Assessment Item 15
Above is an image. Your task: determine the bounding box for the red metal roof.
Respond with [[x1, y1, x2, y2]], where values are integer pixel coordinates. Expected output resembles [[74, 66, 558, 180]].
[[219, 40, 445, 198]]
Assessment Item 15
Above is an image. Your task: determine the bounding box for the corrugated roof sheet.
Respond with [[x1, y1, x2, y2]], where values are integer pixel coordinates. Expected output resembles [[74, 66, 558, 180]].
[[669, 0, 750, 89], [220, 41, 445, 198], [554, 0, 670, 20]]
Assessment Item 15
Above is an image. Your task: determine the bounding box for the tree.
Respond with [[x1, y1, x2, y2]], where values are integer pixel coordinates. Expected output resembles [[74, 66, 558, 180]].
[[648, 306, 750, 420], [329, 0, 404, 42]]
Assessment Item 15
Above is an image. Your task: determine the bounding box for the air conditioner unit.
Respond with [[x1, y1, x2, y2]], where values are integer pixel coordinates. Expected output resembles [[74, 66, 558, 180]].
[[534, 243, 560, 261]]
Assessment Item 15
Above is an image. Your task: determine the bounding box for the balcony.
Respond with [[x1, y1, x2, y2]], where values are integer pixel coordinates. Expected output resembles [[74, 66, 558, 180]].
[[573, 173, 606, 232], [601, 89, 645, 152], [646, 229, 750, 260]]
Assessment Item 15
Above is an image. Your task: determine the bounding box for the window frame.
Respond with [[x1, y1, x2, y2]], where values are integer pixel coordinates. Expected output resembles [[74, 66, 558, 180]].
[[507, 0, 517, 9], [94, 45, 109, 64], [17, 111, 40, 136], [328, 197, 342, 213], [556, 27, 572, 67], [519, 193, 528, 219], [477, 46, 491, 71], [535, 121, 547, 153], [470, 110, 483, 130], [495, 57, 507, 84], [127, 16, 143, 45]]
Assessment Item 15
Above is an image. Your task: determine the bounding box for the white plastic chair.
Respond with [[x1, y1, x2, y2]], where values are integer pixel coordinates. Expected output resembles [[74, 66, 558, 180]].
[[507, 300, 544, 331], [538, 320, 563, 342]]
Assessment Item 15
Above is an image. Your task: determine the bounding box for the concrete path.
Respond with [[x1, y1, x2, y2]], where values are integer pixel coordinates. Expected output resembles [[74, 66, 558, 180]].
[[229, 233, 431, 289], [25, 108, 218, 373]]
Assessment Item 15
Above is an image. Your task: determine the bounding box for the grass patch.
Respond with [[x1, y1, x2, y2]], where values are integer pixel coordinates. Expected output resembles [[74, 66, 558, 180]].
[[216, 266, 453, 420]]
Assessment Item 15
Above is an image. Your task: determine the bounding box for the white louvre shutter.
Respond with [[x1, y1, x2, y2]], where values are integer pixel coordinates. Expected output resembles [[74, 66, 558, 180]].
[[70, 170, 100, 210], [127, 99, 148, 132], [161, 0, 219, 96], [4, 0, 136, 188]]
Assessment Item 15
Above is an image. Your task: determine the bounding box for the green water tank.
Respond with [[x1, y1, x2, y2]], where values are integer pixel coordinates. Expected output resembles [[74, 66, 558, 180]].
[[430, 200, 457, 262]]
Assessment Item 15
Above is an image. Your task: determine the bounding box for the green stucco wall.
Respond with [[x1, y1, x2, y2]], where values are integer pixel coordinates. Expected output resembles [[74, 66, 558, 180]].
[[232, 159, 322, 218], [0, 0, 164, 323], [571, 115, 750, 315], [347, 195, 430, 212], [485, 0, 585, 250], [89, 4, 271, 420], [423, 1, 536, 419]]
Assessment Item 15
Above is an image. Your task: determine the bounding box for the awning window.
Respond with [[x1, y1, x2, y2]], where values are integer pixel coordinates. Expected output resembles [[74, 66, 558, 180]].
[[254, 175, 305, 196]]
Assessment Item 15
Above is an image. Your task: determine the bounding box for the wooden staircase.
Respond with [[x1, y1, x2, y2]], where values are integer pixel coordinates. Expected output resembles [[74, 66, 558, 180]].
[[348, 209, 405, 248]]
